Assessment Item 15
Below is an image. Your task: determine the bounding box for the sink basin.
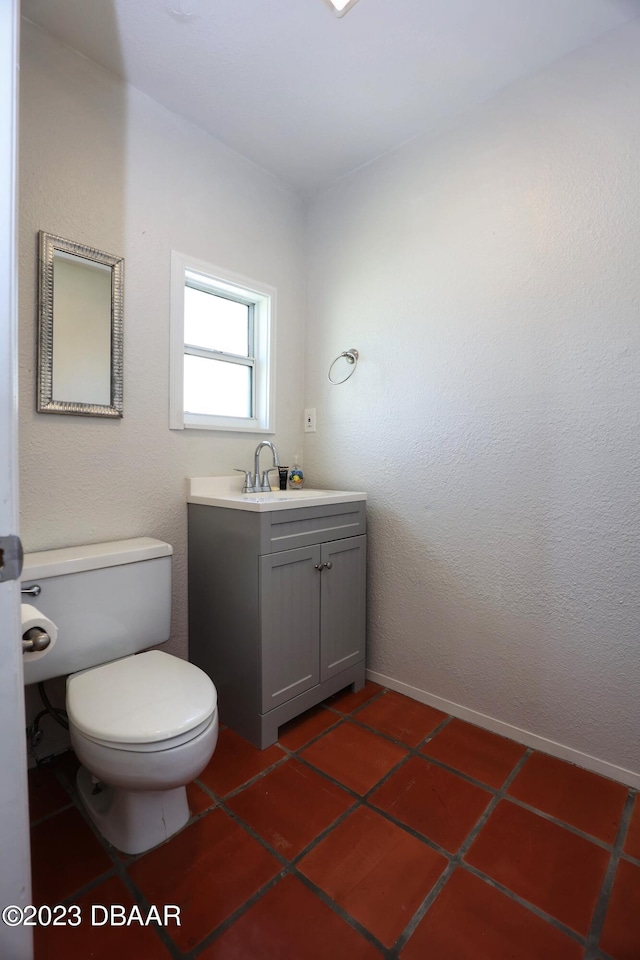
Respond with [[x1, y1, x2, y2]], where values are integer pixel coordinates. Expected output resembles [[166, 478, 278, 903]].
[[187, 476, 366, 512]]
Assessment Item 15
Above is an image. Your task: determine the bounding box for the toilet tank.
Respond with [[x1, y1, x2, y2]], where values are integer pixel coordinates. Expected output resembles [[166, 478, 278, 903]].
[[21, 538, 173, 686]]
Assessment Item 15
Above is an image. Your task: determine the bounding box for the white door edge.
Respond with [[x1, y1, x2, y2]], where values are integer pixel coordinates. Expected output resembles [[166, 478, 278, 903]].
[[0, 3, 33, 958]]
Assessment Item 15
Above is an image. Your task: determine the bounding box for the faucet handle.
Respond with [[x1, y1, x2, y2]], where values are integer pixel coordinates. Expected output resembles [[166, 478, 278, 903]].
[[260, 468, 278, 492], [234, 468, 254, 493]]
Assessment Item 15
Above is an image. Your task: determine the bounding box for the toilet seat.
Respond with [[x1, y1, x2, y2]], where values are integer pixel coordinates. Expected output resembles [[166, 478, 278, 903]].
[[72, 714, 216, 753], [67, 649, 217, 748]]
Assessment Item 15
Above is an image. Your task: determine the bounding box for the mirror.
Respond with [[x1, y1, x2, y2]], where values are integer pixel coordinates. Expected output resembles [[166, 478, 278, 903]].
[[37, 231, 124, 417]]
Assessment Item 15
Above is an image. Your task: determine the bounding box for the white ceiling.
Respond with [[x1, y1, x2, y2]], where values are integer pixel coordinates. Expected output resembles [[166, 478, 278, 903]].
[[21, 0, 640, 194]]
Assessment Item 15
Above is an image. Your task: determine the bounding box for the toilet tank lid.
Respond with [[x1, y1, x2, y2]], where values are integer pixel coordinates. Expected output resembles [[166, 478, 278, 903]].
[[22, 537, 173, 580]]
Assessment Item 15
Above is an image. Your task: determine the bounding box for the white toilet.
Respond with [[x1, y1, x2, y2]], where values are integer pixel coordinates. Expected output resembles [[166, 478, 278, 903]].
[[22, 538, 218, 855]]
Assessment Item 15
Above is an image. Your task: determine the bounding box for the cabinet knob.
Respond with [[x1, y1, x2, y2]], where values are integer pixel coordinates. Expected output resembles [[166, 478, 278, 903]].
[[314, 563, 323, 571], [323, 561, 333, 569]]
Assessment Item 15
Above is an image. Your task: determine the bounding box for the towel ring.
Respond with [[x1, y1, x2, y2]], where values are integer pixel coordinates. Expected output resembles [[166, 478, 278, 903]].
[[328, 348, 359, 384]]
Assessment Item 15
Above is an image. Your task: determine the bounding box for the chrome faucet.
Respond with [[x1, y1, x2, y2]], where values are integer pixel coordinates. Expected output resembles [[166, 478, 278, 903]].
[[234, 441, 280, 493], [254, 441, 280, 492]]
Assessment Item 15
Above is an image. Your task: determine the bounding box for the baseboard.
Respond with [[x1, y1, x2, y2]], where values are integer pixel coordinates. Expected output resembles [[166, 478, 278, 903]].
[[366, 669, 640, 790]]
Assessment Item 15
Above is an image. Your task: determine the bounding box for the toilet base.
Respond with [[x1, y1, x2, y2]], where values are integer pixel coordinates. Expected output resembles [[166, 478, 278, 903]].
[[76, 766, 190, 855]]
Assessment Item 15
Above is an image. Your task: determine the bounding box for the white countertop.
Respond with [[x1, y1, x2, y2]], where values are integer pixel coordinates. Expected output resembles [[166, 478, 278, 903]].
[[187, 476, 367, 512]]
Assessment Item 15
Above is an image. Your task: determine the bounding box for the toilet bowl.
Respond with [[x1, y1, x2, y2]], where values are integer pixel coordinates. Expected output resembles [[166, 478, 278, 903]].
[[67, 649, 218, 854], [22, 538, 219, 855]]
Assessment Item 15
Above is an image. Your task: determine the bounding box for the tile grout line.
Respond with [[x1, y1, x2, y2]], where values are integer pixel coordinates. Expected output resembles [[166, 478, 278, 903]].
[[295, 709, 625, 863], [349, 707, 454, 747], [502, 794, 619, 852], [451, 749, 590, 950], [583, 788, 636, 960], [186, 869, 289, 960], [445, 746, 531, 856], [344, 711, 525, 794], [115, 868, 185, 960], [278, 713, 345, 752], [325, 684, 388, 717], [619, 848, 640, 867], [205, 751, 290, 802], [390, 747, 535, 954], [460, 861, 587, 947], [295, 715, 489, 802], [209, 799, 392, 958], [293, 870, 393, 959], [28, 800, 75, 829], [391, 748, 604, 952], [388, 862, 456, 957]]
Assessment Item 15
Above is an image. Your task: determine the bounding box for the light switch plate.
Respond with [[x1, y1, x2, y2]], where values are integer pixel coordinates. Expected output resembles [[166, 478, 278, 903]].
[[304, 408, 316, 432]]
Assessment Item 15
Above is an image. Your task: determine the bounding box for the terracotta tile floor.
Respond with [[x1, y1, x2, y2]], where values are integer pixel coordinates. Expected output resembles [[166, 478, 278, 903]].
[[28, 682, 639, 959]]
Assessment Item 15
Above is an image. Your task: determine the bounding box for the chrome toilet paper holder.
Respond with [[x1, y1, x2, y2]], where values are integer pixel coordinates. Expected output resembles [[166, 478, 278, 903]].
[[22, 627, 51, 654]]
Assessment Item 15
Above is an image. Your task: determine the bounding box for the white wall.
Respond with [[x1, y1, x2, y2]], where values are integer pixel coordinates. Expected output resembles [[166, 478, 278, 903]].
[[19, 22, 306, 662], [304, 22, 640, 781]]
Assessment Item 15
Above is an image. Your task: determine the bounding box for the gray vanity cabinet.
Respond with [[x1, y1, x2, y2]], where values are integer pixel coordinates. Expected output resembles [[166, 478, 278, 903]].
[[318, 536, 367, 680], [188, 499, 366, 748], [261, 535, 366, 713], [260, 545, 321, 711]]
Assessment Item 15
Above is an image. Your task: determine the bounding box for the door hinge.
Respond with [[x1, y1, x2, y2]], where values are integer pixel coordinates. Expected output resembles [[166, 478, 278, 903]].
[[0, 535, 23, 583]]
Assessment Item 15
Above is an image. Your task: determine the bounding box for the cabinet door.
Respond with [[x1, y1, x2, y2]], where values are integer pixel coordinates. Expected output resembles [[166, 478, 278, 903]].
[[260, 545, 321, 712], [320, 535, 366, 682]]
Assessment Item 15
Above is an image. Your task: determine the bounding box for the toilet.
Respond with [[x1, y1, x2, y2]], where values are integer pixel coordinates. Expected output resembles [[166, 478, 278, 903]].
[[21, 538, 218, 855]]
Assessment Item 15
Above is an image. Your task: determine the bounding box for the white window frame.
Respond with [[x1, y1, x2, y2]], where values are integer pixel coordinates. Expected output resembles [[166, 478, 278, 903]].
[[170, 251, 276, 433]]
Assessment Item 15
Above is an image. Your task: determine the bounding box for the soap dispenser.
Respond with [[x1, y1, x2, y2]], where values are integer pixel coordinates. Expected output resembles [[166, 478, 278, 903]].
[[288, 455, 304, 490]]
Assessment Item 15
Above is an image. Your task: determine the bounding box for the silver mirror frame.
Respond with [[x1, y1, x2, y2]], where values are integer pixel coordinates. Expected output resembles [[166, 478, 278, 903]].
[[37, 231, 124, 418]]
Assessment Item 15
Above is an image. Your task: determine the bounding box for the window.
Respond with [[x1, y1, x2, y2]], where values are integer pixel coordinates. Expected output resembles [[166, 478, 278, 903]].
[[170, 252, 275, 432]]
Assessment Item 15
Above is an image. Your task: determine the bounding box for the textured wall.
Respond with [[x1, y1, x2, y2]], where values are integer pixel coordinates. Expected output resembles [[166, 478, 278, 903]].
[[304, 23, 640, 776], [19, 23, 306, 661]]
